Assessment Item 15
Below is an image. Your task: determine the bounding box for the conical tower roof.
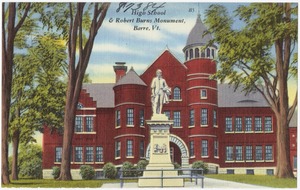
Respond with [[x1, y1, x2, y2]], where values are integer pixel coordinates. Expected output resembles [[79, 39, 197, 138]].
[[114, 67, 147, 87], [184, 14, 214, 51]]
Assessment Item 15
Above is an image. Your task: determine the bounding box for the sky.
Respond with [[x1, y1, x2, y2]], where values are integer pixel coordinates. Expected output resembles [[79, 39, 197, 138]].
[[86, 2, 247, 83]]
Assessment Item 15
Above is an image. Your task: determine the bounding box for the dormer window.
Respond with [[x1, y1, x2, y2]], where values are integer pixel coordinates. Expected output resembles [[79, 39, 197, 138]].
[[212, 49, 215, 58], [185, 50, 188, 61], [201, 50, 205, 58]]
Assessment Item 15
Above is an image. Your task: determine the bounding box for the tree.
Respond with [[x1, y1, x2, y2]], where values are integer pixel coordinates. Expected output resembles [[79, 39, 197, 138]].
[[2, 3, 31, 185], [18, 143, 42, 179], [205, 3, 297, 178], [9, 33, 67, 180], [39, 3, 110, 180]]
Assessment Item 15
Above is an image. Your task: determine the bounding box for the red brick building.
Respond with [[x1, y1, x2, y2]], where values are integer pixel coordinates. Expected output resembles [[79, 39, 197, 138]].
[[42, 15, 297, 179]]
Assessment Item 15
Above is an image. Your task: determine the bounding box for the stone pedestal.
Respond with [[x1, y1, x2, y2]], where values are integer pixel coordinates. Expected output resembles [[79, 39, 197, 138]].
[[138, 114, 184, 187]]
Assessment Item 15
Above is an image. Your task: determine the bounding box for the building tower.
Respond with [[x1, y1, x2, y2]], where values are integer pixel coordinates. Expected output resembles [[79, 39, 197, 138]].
[[113, 65, 147, 165], [183, 14, 219, 166]]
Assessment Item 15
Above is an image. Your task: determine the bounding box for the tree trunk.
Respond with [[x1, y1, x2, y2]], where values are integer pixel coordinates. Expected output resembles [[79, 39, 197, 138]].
[[11, 129, 20, 180]]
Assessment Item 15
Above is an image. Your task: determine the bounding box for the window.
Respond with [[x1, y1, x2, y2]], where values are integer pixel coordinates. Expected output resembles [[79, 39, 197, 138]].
[[174, 111, 181, 127], [255, 146, 263, 160], [173, 87, 181, 100], [164, 111, 171, 120], [185, 50, 188, 61], [225, 117, 233, 132], [255, 117, 262, 131], [201, 140, 208, 157], [189, 110, 194, 126], [212, 49, 215, 58], [195, 48, 199, 58], [127, 108, 134, 126], [265, 117, 272, 131], [213, 110, 217, 126], [140, 141, 144, 158], [126, 140, 133, 157], [96, 147, 103, 162], [201, 108, 208, 125], [200, 89, 207, 99], [246, 169, 254, 175], [75, 116, 83, 132], [86, 117, 93, 132], [190, 141, 195, 157], [246, 146, 253, 160], [75, 146, 83, 162], [139, 110, 144, 127], [206, 48, 210, 58], [189, 49, 193, 59], [265, 145, 273, 160], [235, 117, 242, 131], [55, 147, 62, 162], [77, 103, 83, 109], [227, 169, 234, 174], [201, 50, 205, 58], [235, 146, 243, 161], [245, 117, 252, 131], [116, 110, 120, 127], [226, 146, 234, 161], [267, 169, 274, 175], [214, 140, 218, 157], [115, 141, 121, 158], [86, 147, 94, 162], [293, 156, 297, 170]]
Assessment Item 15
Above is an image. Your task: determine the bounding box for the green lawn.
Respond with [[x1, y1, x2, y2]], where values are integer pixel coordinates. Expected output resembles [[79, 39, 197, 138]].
[[206, 174, 297, 188], [2, 178, 127, 188], [2, 175, 297, 188]]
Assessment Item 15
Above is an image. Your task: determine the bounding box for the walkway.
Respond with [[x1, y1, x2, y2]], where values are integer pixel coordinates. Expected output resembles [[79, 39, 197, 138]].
[[101, 177, 272, 188]]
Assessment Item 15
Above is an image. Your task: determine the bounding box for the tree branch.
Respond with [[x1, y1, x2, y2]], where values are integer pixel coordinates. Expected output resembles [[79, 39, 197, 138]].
[[15, 3, 31, 33], [288, 90, 297, 122]]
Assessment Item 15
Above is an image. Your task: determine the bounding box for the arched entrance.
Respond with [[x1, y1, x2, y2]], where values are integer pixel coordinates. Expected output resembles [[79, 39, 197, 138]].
[[146, 134, 189, 169]]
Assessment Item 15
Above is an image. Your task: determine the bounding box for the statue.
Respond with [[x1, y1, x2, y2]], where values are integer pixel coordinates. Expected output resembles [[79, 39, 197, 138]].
[[151, 69, 171, 115]]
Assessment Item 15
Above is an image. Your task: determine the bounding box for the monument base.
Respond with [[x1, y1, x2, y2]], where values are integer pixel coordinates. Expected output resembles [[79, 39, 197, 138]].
[[138, 164, 184, 187]]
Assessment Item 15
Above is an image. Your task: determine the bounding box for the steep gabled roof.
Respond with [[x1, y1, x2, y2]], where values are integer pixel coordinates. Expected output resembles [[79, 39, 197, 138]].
[[114, 67, 147, 87], [218, 84, 269, 107], [82, 83, 115, 108]]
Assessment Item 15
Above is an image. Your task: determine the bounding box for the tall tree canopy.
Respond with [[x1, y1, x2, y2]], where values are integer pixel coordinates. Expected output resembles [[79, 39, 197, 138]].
[[205, 3, 297, 178]]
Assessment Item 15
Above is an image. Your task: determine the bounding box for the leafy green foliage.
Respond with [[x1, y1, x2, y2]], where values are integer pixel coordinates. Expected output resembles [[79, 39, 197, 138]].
[[52, 166, 60, 179], [173, 162, 183, 175], [136, 160, 148, 176], [192, 161, 208, 174], [103, 162, 117, 179], [79, 165, 95, 180], [122, 161, 135, 177], [18, 143, 42, 179]]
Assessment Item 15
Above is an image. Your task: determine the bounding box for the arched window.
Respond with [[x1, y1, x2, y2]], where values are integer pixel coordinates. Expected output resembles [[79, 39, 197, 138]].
[[195, 48, 199, 58], [77, 103, 84, 109], [206, 48, 211, 58], [185, 50, 189, 61], [174, 87, 181, 100], [201, 50, 205, 58], [189, 49, 193, 59], [212, 49, 215, 58]]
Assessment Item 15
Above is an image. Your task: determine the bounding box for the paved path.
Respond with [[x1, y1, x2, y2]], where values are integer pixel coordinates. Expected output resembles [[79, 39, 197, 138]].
[[101, 177, 272, 189]]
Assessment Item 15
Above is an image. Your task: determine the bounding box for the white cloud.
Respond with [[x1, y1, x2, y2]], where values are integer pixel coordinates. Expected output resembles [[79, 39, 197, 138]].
[[92, 43, 145, 55], [159, 17, 195, 35]]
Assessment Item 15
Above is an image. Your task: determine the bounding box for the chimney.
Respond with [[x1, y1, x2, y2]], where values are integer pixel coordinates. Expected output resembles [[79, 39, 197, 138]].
[[113, 62, 127, 82]]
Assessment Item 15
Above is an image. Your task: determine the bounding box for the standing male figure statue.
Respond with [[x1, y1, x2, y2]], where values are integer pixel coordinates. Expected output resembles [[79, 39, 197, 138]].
[[151, 69, 171, 115]]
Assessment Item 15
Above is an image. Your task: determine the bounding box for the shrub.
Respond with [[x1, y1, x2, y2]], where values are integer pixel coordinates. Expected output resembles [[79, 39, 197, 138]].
[[137, 160, 148, 176], [80, 165, 95, 180], [103, 162, 117, 179], [173, 162, 183, 175], [52, 166, 60, 179], [122, 161, 134, 177], [192, 160, 208, 174]]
